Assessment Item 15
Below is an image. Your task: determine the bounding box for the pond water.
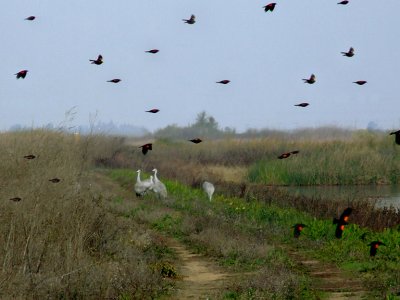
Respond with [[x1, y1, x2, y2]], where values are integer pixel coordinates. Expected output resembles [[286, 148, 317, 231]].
[[280, 185, 400, 210]]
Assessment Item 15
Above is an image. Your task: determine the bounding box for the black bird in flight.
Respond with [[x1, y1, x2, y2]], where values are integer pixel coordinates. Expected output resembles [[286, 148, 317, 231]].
[[263, 3, 276, 12], [24, 154, 36, 160], [278, 150, 299, 159], [139, 143, 152, 155], [9, 197, 22, 202], [25, 16, 36, 21], [333, 207, 352, 239], [303, 74, 316, 84], [107, 79, 121, 83], [183, 14, 196, 24], [341, 47, 354, 57], [337, 1, 349, 4], [146, 109, 160, 113], [295, 103, 309, 107], [390, 130, 400, 145], [368, 241, 386, 257], [90, 55, 103, 65], [145, 49, 159, 54], [15, 70, 28, 79], [216, 80, 230, 84], [189, 138, 202, 144], [292, 224, 306, 238], [353, 80, 367, 85], [49, 178, 61, 183]]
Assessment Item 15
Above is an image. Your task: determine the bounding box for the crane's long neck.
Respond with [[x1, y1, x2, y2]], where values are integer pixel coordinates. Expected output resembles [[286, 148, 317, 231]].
[[136, 171, 141, 183], [153, 170, 159, 182]]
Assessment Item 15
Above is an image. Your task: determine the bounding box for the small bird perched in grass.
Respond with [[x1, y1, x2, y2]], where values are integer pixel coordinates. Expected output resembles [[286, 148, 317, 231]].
[[90, 54, 103, 65], [15, 70, 28, 79], [333, 207, 352, 239], [183, 14, 196, 24], [341, 47, 354, 57], [390, 130, 400, 145], [353, 80, 367, 85], [139, 143, 152, 155], [263, 3, 276, 12], [216, 80, 230, 84], [294, 103, 309, 107], [368, 241, 385, 257], [189, 138, 202, 144], [303, 74, 316, 84], [292, 224, 306, 238]]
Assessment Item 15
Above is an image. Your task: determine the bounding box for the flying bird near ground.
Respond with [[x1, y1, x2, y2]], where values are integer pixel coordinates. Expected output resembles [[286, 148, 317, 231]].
[[390, 130, 400, 145], [107, 79, 121, 83], [278, 150, 299, 159], [263, 3, 276, 12], [145, 49, 159, 54], [189, 138, 202, 144], [353, 80, 367, 85], [216, 80, 230, 84], [90, 55, 103, 65], [49, 178, 61, 183], [146, 109, 160, 113], [139, 143, 152, 155], [341, 47, 354, 57], [368, 241, 386, 257], [183, 14, 196, 24], [15, 70, 28, 79], [23, 154, 36, 160], [9, 197, 22, 202], [294, 103, 309, 107], [333, 207, 352, 239], [25, 16, 36, 21], [292, 224, 306, 238], [303, 74, 316, 84], [337, 1, 349, 4]]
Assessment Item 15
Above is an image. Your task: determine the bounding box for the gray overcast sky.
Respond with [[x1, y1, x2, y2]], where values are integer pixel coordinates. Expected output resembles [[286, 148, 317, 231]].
[[1, 1, 399, 132]]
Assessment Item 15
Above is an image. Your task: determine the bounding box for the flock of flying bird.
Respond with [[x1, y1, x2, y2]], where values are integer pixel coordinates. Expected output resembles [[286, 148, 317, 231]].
[[13, 3, 399, 258]]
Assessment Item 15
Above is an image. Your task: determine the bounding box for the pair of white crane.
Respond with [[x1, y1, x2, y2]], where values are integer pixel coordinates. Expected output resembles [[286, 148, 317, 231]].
[[135, 168, 167, 198]]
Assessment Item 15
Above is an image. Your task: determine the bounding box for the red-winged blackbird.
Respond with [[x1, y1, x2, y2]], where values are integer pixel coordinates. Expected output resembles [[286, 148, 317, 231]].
[[146, 109, 160, 113], [139, 143, 152, 155], [333, 207, 352, 239], [337, 0, 349, 4], [390, 130, 400, 145], [107, 79, 121, 83], [183, 14, 196, 24], [145, 49, 159, 54], [292, 223, 306, 238], [24, 154, 36, 160], [15, 70, 28, 79], [290, 150, 300, 155], [263, 3, 276, 12], [25, 16, 36, 21], [90, 55, 103, 65], [303, 74, 316, 84], [9, 197, 22, 202], [278, 150, 299, 159], [49, 178, 61, 183], [189, 138, 202, 144], [295, 103, 309, 107], [341, 47, 354, 57], [368, 241, 385, 257], [216, 80, 230, 84], [353, 80, 367, 85]]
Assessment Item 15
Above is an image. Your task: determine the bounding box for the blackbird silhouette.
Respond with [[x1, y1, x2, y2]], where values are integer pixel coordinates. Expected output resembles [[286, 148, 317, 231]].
[[25, 16, 36, 21], [189, 138, 202, 144], [303, 74, 316, 84], [49, 178, 61, 183], [107, 79, 121, 83], [292, 224, 306, 238], [368, 241, 385, 257], [263, 3, 276, 12], [333, 207, 352, 239], [145, 49, 159, 54], [295, 103, 309, 107], [390, 130, 400, 145], [15, 70, 28, 79], [183, 14, 196, 24], [146, 109, 160, 113], [24, 154, 36, 160], [341, 47, 354, 57], [90, 55, 103, 65], [216, 80, 230, 84], [353, 80, 367, 85], [278, 150, 299, 159], [9, 197, 22, 202], [337, 1, 349, 4], [139, 143, 152, 155]]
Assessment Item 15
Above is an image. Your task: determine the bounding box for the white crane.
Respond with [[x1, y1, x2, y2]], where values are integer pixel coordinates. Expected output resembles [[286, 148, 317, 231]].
[[202, 181, 215, 201], [134, 169, 153, 197], [152, 168, 168, 199]]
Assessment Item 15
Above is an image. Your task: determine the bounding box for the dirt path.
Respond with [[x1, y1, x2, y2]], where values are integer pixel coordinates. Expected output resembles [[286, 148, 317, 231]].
[[166, 238, 232, 299]]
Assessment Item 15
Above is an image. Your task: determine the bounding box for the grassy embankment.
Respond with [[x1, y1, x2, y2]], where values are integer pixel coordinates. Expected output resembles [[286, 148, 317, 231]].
[[108, 168, 400, 299]]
